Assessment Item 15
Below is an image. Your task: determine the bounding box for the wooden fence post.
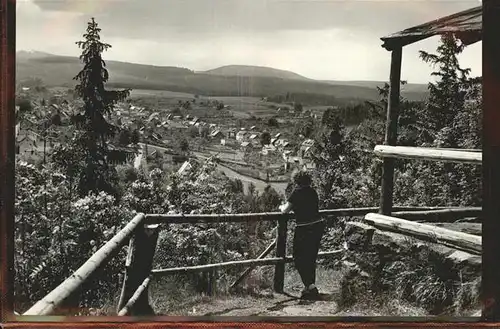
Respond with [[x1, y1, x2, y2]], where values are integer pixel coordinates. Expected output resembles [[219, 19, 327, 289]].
[[380, 46, 403, 215], [117, 223, 159, 315], [273, 216, 287, 293]]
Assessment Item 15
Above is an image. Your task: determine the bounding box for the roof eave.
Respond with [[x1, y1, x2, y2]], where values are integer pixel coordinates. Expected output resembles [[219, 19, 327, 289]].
[[381, 29, 481, 51], [380, 6, 482, 51]]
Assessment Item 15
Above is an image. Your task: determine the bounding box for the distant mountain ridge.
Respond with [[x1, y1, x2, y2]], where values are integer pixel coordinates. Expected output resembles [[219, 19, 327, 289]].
[[16, 50, 429, 102], [203, 65, 311, 81]]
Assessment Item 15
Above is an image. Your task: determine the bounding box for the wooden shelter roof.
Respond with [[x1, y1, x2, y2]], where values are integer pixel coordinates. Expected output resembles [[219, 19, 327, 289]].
[[381, 6, 482, 50]]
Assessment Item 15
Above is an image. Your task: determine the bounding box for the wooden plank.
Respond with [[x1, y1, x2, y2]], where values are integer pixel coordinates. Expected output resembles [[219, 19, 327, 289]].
[[230, 239, 276, 290], [150, 250, 343, 276], [0, 0, 16, 320], [117, 277, 151, 316], [273, 218, 287, 293], [145, 212, 284, 224], [482, 0, 500, 320], [380, 47, 403, 215], [364, 213, 481, 255], [392, 207, 481, 222], [374, 145, 482, 164], [23, 213, 146, 316], [144, 206, 455, 224]]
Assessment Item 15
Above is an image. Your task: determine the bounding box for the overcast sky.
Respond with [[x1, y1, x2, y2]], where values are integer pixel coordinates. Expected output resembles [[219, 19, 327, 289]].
[[17, 0, 481, 83]]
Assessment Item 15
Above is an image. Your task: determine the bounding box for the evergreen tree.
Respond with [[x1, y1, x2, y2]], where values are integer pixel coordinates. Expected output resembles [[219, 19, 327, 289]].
[[54, 18, 131, 197], [311, 115, 354, 208], [419, 33, 480, 146]]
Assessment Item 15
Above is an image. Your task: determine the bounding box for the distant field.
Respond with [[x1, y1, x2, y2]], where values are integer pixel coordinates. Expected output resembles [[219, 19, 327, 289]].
[[129, 89, 198, 99], [130, 89, 295, 119]]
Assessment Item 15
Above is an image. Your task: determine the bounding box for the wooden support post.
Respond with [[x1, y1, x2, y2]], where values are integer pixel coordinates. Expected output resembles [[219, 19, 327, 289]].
[[273, 218, 287, 293], [380, 46, 403, 215], [0, 0, 16, 320], [482, 0, 500, 320], [117, 224, 159, 316]]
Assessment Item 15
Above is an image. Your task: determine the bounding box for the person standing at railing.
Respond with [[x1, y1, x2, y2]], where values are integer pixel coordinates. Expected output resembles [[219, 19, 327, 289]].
[[279, 170, 325, 300]]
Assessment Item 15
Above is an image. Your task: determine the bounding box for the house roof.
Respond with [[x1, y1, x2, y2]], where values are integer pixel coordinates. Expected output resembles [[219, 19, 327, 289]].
[[301, 139, 315, 147], [177, 161, 192, 175], [108, 144, 137, 153], [381, 6, 481, 50], [211, 130, 222, 136]]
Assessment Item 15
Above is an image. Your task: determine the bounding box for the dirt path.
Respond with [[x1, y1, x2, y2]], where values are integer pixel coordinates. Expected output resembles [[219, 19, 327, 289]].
[[150, 263, 454, 317], [173, 293, 340, 317], [154, 265, 345, 316]]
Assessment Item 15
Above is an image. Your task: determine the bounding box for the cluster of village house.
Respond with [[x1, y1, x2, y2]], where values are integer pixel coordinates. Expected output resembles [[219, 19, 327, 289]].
[[16, 100, 317, 170], [124, 104, 316, 163]]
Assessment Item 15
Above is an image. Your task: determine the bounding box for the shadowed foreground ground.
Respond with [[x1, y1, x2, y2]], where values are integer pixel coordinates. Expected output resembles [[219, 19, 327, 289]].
[[150, 265, 444, 317]]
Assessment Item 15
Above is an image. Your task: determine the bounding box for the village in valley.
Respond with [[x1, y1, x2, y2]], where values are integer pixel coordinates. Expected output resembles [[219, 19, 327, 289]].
[[16, 84, 320, 189]]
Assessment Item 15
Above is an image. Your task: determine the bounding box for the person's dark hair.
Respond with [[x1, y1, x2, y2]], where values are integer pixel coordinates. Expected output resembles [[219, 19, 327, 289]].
[[292, 170, 312, 187]]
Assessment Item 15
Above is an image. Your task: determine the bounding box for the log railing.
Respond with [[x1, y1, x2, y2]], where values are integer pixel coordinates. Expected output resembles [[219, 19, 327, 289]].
[[364, 213, 481, 255], [374, 145, 482, 164], [375, 145, 482, 216], [23, 213, 149, 316], [21, 206, 480, 317]]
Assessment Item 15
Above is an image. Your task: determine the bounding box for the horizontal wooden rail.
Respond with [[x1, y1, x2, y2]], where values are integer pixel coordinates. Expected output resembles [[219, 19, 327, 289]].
[[117, 277, 151, 316], [144, 206, 460, 224], [392, 207, 481, 222], [364, 213, 481, 255], [151, 250, 343, 276], [23, 213, 146, 316], [374, 145, 482, 164]]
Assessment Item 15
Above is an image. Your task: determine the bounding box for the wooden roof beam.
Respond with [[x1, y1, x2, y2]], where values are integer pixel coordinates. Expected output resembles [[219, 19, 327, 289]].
[[382, 30, 482, 51]]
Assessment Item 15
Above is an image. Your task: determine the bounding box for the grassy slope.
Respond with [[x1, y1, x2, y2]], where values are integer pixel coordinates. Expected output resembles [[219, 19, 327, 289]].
[[16, 52, 428, 102]]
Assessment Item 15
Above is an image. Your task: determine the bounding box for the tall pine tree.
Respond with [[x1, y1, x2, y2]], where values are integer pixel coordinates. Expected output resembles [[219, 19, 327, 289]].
[[68, 18, 131, 196], [418, 33, 480, 146]]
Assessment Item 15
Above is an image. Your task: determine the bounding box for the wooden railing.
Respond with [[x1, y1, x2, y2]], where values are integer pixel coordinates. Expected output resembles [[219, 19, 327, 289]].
[[21, 206, 480, 317], [375, 145, 482, 215], [374, 145, 482, 164], [23, 213, 148, 316]]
